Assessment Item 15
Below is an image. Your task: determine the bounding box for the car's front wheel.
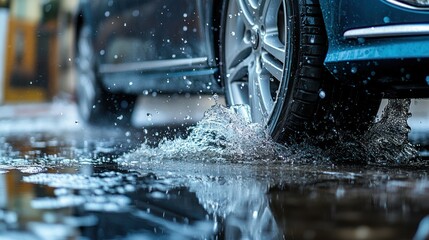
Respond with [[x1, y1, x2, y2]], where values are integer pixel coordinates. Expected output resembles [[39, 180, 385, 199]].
[[220, 0, 381, 142]]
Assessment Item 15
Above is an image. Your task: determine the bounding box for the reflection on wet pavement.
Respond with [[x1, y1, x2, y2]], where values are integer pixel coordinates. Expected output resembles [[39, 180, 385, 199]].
[[0, 100, 428, 239]]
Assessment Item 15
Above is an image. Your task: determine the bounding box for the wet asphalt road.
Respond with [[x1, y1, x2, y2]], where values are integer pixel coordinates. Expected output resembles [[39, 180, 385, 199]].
[[0, 98, 428, 240]]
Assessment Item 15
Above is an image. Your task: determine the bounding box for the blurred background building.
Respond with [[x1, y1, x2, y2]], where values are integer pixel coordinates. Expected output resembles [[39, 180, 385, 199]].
[[1, 0, 77, 103]]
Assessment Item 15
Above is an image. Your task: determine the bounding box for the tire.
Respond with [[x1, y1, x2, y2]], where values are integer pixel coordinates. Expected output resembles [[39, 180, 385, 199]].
[[75, 26, 136, 126], [220, 0, 381, 142]]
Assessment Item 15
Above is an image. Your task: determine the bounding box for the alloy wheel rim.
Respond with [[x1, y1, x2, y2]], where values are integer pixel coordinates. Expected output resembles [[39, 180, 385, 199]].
[[224, 0, 289, 125]]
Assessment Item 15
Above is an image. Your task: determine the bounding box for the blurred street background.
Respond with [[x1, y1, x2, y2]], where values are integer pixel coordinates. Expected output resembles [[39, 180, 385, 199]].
[[0, 0, 223, 130]]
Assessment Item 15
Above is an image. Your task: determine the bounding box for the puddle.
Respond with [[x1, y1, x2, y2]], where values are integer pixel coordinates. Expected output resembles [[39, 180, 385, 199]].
[[0, 98, 426, 239], [3, 169, 217, 239], [23, 172, 139, 212]]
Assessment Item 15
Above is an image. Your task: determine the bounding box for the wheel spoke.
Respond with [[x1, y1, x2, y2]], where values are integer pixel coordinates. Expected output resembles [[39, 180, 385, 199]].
[[248, 69, 273, 122], [226, 42, 253, 70], [237, 0, 257, 28], [257, 74, 275, 117], [262, 33, 285, 64], [226, 56, 251, 106], [248, 62, 264, 123], [261, 0, 281, 27], [226, 54, 252, 85], [261, 52, 283, 82], [229, 82, 249, 105]]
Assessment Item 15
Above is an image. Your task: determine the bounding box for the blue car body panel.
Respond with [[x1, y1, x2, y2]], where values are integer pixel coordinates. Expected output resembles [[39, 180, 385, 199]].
[[319, 0, 429, 96]]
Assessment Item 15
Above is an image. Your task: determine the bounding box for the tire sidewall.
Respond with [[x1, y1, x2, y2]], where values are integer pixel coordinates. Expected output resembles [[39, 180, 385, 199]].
[[267, 0, 300, 141]]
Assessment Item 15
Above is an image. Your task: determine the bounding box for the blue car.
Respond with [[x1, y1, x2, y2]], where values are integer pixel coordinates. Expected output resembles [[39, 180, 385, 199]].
[[75, 0, 429, 141]]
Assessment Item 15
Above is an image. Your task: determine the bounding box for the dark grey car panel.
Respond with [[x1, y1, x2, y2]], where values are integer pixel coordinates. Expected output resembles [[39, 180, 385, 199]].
[[77, 0, 221, 94]]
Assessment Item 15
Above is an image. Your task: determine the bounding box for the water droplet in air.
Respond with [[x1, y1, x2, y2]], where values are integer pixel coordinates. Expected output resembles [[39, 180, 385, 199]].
[[132, 10, 140, 17], [212, 94, 219, 104], [319, 90, 326, 99], [383, 16, 391, 24]]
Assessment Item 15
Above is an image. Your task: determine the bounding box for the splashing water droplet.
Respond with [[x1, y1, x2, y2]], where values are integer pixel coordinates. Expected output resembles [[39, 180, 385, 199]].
[[319, 90, 326, 99], [212, 94, 219, 104]]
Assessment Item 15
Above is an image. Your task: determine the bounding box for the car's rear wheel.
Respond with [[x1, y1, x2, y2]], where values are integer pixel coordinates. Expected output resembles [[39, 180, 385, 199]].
[[220, 0, 381, 142], [75, 25, 136, 126]]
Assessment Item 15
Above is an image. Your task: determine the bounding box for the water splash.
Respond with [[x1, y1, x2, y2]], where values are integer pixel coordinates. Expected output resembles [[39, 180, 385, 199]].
[[120, 98, 419, 167], [326, 99, 418, 165], [122, 103, 287, 163]]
